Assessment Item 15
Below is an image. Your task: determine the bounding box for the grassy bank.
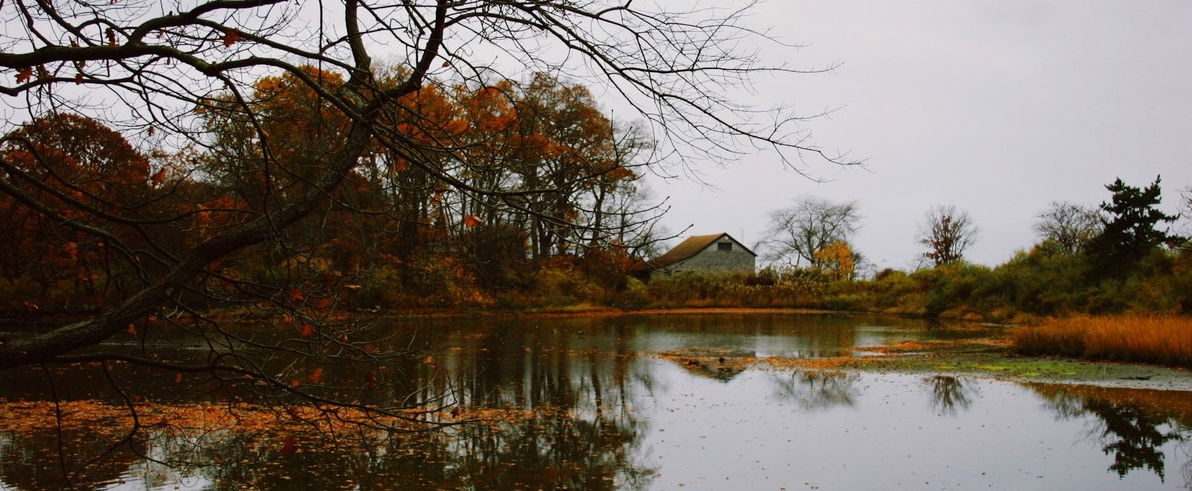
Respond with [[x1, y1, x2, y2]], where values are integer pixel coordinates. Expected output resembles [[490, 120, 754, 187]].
[[1010, 316, 1192, 367]]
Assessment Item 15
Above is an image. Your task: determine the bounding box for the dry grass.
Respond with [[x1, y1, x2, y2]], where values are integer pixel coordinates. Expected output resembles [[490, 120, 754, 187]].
[[1010, 316, 1192, 367]]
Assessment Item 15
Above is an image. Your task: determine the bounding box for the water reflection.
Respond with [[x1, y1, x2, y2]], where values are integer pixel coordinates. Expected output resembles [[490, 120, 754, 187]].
[[0, 431, 140, 490], [1028, 384, 1192, 483], [771, 371, 859, 410], [925, 375, 975, 416], [2, 314, 1190, 489]]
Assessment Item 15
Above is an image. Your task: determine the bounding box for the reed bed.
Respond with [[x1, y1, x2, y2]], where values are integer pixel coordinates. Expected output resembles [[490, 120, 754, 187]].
[[1010, 316, 1192, 367]]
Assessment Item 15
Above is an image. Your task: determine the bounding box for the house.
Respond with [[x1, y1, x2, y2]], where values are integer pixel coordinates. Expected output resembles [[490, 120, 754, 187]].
[[644, 233, 756, 279]]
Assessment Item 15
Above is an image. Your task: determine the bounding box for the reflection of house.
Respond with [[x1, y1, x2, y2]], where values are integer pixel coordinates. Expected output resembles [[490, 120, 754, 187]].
[[645, 233, 755, 279], [670, 355, 752, 382]]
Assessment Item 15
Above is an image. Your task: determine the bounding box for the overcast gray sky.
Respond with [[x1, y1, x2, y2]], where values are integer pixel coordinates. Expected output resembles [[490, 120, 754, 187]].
[[647, 0, 1192, 270]]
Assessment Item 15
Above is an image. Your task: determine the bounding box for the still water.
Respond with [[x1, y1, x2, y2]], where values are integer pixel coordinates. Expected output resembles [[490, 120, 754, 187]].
[[1, 313, 1189, 490]]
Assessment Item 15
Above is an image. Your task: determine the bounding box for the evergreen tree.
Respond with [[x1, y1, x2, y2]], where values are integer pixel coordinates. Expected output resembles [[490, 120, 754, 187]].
[[1087, 176, 1178, 276]]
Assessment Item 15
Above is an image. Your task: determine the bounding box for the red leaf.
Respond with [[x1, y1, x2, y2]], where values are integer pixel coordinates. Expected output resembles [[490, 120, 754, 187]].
[[174, 373, 183, 384], [16, 67, 32, 84], [280, 435, 298, 457], [74, 72, 83, 85], [290, 379, 301, 388], [150, 168, 167, 185], [300, 324, 315, 338], [307, 367, 324, 384], [127, 323, 137, 336], [106, 28, 117, 46], [222, 28, 241, 47], [289, 289, 306, 302]]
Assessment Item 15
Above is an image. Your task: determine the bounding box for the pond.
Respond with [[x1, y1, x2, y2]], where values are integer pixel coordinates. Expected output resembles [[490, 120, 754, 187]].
[[1, 313, 1189, 489]]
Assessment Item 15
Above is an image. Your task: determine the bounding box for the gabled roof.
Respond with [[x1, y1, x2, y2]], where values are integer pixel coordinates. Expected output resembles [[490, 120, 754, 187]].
[[647, 233, 756, 269]]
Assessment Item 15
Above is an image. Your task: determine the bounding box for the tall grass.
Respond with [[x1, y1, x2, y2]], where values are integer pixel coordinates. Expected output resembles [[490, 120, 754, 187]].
[[1010, 316, 1192, 367]]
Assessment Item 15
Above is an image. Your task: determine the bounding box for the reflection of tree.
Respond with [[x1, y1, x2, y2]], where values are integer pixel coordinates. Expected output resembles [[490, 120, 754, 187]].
[[1028, 384, 1190, 482], [1088, 400, 1180, 480], [924, 376, 974, 416], [0, 430, 139, 490], [770, 371, 858, 410], [0, 317, 655, 489]]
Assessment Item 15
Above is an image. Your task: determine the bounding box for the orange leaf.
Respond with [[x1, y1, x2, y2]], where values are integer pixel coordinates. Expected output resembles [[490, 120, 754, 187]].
[[16, 67, 32, 83], [290, 379, 301, 388], [307, 367, 324, 384], [300, 324, 315, 338], [463, 215, 481, 228], [289, 289, 306, 302], [150, 168, 168, 185], [127, 323, 137, 336], [221, 28, 241, 47], [174, 373, 183, 384]]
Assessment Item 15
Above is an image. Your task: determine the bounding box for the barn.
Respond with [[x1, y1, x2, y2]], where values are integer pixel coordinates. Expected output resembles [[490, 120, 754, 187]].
[[645, 233, 756, 279]]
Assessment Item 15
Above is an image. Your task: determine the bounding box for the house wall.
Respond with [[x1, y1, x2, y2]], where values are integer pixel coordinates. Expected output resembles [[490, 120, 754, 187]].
[[655, 237, 755, 278]]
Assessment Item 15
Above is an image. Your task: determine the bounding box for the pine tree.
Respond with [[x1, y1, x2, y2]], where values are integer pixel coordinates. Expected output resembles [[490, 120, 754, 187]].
[[1087, 176, 1178, 276]]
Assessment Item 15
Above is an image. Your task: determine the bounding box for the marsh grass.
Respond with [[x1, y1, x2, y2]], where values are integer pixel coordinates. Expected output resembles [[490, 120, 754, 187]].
[[1011, 316, 1192, 367]]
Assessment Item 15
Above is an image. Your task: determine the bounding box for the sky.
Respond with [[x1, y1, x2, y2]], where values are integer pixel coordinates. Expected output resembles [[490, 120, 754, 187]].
[[644, 0, 1192, 270]]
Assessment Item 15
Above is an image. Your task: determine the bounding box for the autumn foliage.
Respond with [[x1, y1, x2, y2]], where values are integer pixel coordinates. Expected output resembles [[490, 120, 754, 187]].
[[0, 70, 655, 314]]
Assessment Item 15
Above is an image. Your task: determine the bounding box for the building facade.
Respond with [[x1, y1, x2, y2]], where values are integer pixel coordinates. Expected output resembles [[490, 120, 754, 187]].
[[647, 233, 756, 279]]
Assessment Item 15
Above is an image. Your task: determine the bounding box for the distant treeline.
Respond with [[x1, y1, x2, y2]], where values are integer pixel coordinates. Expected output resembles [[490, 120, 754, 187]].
[[3, 69, 1189, 322]]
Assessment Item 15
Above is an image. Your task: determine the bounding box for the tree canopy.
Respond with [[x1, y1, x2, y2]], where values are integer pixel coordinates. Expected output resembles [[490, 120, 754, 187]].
[[1087, 176, 1179, 276], [762, 197, 860, 269], [919, 205, 977, 267]]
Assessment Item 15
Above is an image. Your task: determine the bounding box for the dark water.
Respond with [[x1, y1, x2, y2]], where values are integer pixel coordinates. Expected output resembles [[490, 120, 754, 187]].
[[1, 313, 1189, 490]]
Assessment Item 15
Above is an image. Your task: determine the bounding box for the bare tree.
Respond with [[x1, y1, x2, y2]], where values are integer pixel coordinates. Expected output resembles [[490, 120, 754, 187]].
[[0, 0, 851, 435], [1178, 186, 1192, 253], [762, 197, 860, 267], [1034, 201, 1102, 255], [919, 205, 977, 266]]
